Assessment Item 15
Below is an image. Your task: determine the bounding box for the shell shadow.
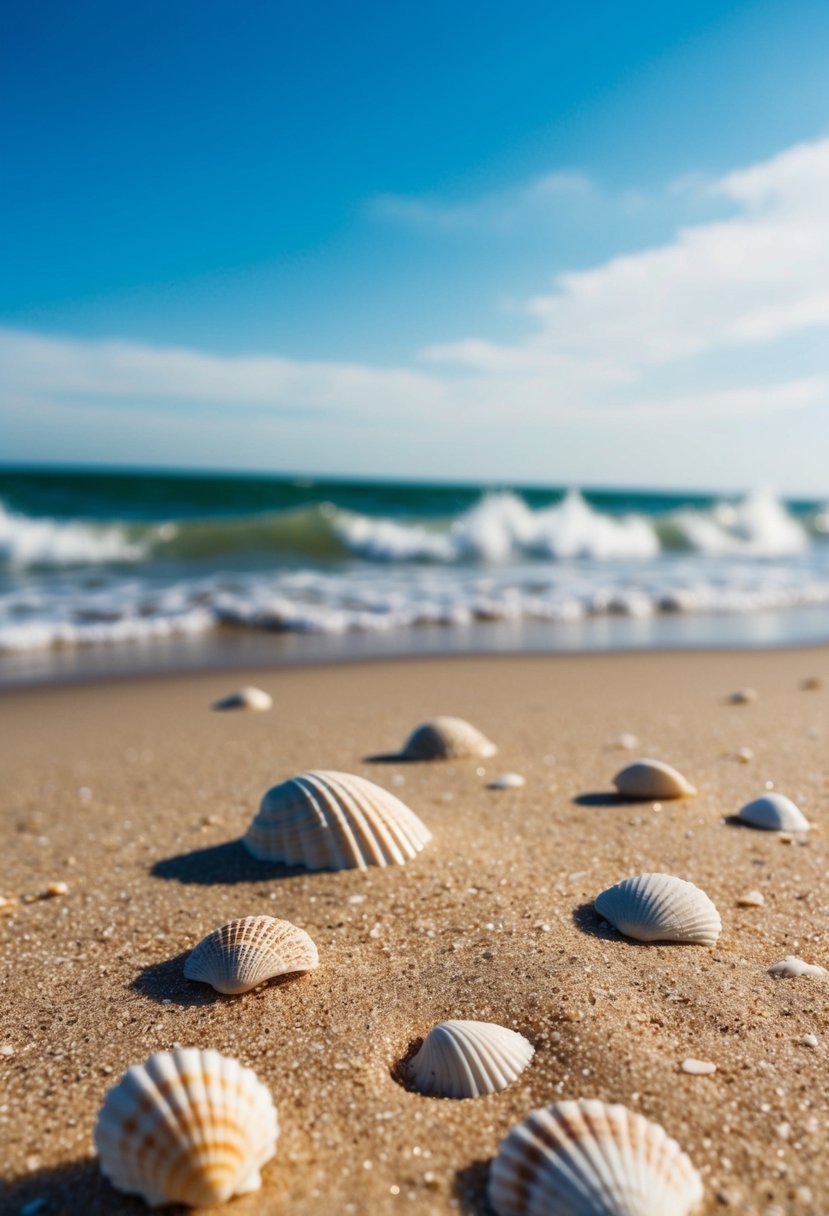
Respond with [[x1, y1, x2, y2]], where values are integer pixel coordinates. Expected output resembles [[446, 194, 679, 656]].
[[150, 839, 301, 886], [572, 900, 619, 939], [364, 751, 420, 764], [390, 1036, 424, 1093], [722, 815, 754, 829], [1, 1158, 148, 1215], [572, 792, 628, 808], [453, 1158, 494, 1214], [131, 950, 312, 1008]]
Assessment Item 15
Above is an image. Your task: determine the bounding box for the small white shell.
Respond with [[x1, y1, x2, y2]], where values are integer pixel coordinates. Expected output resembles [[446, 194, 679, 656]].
[[613, 759, 696, 800], [738, 793, 810, 832], [212, 686, 272, 711], [768, 955, 827, 979], [184, 916, 318, 995], [595, 873, 722, 945], [487, 773, 525, 790], [736, 890, 765, 907], [488, 1099, 703, 1216], [681, 1058, 716, 1076], [401, 716, 497, 760], [244, 770, 431, 871], [95, 1047, 278, 1207], [407, 1020, 534, 1099], [729, 687, 758, 704]]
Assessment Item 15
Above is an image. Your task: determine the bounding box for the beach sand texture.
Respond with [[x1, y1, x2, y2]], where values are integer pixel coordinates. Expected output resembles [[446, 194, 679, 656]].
[[2, 649, 829, 1214]]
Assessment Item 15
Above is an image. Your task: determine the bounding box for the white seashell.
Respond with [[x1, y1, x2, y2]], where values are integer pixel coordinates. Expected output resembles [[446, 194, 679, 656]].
[[681, 1058, 716, 1076], [736, 889, 765, 907], [184, 916, 318, 995], [488, 1099, 703, 1216], [95, 1047, 278, 1207], [407, 1020, 534, 1099], [243, 770, 431, 871], [613, 759, 696, 800], [729, 687, 758, 704], [595, 873, 721, 945], [212, 686, 272, 711], [737, 793, 810, 832], [487, 773, 525, 790], [401, 716, 496, 760], [768, 955, 827, 979]]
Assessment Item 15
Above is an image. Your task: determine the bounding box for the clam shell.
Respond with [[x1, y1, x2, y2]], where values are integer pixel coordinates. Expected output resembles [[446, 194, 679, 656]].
[[212, 686, 272, 711], [184, 916, 319, 995], [613, 759, 696, 800], [401, 716, 497, 760], [595, 873, 721, 945], [488, 1099, 703, 1216], [737, 793, 810, 832], [95, 1047, 278, 1207], [243, 770, 432, 871], [407, 1020, 534, 1099]]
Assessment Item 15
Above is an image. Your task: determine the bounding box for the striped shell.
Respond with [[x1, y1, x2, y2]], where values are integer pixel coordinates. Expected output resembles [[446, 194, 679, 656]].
[[401, 716, 497, 760], [489, 1099, 703, 1216], [212, 686, 272, 711], [613, 759, 696, 800], [595, 873, 721, 945], [738, 793, 810, 832], [243, 770, 432, 871], [184, 916, 319, 995], [408, 1020, 534, 1099], [95, 1048, 278, 1207]]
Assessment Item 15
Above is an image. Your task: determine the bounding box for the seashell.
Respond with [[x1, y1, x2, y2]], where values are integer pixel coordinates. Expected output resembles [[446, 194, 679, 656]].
[[736, 889, 764, 907], [244, 770, 431, 871], [212, 686, 272, 711], [613, 759, 696, 800], [407, 1020, 534, 1099], [595, 873, 721, 945], [488, 1098, 703, 1216], [737, 793, 810, 832], [487, 773, 525, 790], [184, 916, 318, 995], [401, 716, 496, 760], [95, 1047, 278, 1207], [729, 687, 757, 704], [768, 955, 827, 979]]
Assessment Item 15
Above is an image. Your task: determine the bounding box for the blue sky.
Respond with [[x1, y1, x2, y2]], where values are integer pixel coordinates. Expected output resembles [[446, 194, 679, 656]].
[[2, 1, 829, 490]]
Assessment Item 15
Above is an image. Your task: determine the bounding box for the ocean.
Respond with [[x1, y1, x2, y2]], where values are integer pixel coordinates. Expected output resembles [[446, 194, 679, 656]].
[[2, 467, 829, 684]]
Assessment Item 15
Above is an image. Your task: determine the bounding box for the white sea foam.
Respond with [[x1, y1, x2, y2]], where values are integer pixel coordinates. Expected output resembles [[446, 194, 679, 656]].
[[671, 489, 808, 557], [0, 501, 145, 567]]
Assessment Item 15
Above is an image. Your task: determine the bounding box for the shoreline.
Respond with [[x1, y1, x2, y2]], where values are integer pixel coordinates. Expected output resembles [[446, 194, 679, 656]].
[[3, 649, 829, 1213]]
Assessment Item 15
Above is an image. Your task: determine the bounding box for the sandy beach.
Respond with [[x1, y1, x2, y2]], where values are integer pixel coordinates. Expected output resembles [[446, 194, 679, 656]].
[[3, 648, 829, 1215]]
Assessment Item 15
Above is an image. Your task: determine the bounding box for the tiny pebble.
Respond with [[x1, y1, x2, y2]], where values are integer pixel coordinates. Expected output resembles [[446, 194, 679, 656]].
[[681, 1058, 717, 1075], [729, 688, 757, 704], [735, 747, 754, 763], [736, 890, 764, 907], [0, 1044, 14, 1056], [46, 881, 70, 897], [802, 1033, 819, 1048], [487, 772, 525, 789], [613, 733, 638, 750]]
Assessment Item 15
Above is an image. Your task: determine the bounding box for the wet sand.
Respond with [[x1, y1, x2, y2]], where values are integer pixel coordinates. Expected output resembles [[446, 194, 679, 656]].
[[2, 648, 829, 1214]]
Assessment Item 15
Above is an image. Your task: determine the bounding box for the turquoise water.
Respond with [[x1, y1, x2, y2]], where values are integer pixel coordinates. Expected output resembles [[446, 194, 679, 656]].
[[1, 466, 828, 683]]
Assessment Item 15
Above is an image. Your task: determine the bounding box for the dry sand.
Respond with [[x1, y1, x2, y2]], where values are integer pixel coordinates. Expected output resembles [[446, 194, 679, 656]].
[[2, 648, 829, 1215]]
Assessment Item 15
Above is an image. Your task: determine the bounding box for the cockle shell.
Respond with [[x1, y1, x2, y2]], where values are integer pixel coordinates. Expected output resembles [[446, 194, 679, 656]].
[[212, 686, 272, 711], [595, 873, 721, 945], [243, 770, 431, 871], [737, 793, 810, 832], [612, 759, 696, 800], [401, 716, 497, 760], [768, 955, 827, 979], [184, 916, 319, 995], [95, 1048, 278, 1207], [488, 1099, 703, 1216], [407, 1020, 534, 1099]]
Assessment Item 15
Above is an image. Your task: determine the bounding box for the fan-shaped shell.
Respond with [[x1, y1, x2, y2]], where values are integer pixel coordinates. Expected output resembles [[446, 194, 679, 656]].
[[95, 1047, 278, 1207], [184, 916, 319, 995], [243, 770, 431, 871], [407, 1020, 534, 1099], [212, 686, 272, 711], [613, 759, 696, 800], [401, 716, 497, 760], [595, 873, 721, 945], [488, 1099, 703, 1216], [737, 793, 810, 832]]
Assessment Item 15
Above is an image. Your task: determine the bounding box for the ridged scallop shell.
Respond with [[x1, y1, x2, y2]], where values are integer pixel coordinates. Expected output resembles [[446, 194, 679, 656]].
[[95, 1048, 278, 1207], [184, 916, 319, 995], [212, 686, 272, 711], [595, 873, 721, 945], [243, 770, 432, 871], [488, 1099, 703, 1216], [613, 759, 696, 800], [401, 716, 497, 760], [407, 1020, 534, 1099], [738, 793, 810, 832]]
